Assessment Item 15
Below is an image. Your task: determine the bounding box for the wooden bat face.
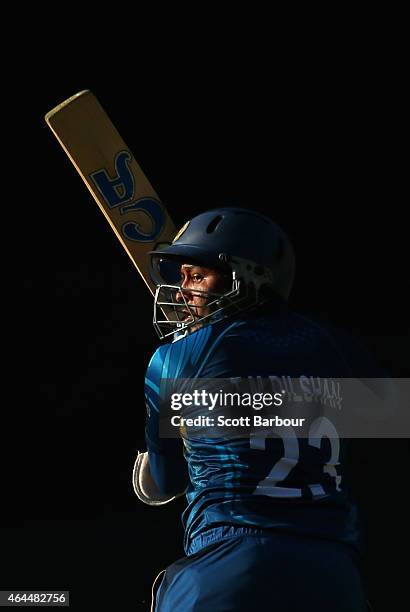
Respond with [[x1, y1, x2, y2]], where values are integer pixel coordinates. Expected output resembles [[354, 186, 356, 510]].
[[45, 90, 176, 297]]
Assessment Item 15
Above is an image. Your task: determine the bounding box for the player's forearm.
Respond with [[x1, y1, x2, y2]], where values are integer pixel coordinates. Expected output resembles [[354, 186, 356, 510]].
[[147, 447, 189, 496], [144, 399, 189, 495]]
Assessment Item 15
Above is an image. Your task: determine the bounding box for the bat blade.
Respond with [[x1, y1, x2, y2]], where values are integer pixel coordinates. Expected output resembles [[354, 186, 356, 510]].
[[45, 90, 176, 296]]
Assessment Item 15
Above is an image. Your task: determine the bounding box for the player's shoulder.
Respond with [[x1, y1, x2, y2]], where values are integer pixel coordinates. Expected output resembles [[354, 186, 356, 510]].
[[146, 324, 222, 379], [146, 342, 169, 371], [292, 312, 387, 377], [212, 303, 386, 378]]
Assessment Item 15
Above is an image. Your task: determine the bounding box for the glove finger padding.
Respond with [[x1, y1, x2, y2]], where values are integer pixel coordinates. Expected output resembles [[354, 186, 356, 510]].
[[132, 451, 185, 506]]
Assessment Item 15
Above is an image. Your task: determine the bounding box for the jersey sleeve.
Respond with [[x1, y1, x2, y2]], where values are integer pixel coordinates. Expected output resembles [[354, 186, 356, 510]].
[[144, 344, 189, 495]]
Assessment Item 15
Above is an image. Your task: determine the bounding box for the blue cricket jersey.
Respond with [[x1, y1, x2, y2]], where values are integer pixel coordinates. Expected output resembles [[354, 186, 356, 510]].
[[144, 300, 377, 555]]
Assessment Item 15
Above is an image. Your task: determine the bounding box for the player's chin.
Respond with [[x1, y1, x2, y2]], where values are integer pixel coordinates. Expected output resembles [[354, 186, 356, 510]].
[[189, 322, 203, 333], [188, 313, 211, 332]]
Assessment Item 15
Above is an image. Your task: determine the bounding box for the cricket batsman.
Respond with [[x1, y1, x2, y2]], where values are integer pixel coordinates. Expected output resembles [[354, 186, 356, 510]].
[[133, 207, 371, 611]]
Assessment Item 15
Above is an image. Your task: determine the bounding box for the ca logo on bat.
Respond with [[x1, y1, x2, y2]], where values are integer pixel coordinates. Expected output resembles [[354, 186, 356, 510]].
[[89, 151, 165, 243]]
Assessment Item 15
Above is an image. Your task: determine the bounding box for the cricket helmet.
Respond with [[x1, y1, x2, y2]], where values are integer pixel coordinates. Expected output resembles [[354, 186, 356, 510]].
[[150, 207, 295, 339]]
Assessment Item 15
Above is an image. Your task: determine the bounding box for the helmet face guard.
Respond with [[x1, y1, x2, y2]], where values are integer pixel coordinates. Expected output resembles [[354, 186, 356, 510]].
[[151, 254, 275, 339], [153, 283, 241, 339]]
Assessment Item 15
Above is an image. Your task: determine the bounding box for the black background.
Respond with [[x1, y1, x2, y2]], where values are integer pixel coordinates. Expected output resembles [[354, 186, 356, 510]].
[[2, 44, 409, 611]]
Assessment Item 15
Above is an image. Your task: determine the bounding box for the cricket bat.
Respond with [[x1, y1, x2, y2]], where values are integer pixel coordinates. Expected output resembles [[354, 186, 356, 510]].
[[45, 90, 176, 297]]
